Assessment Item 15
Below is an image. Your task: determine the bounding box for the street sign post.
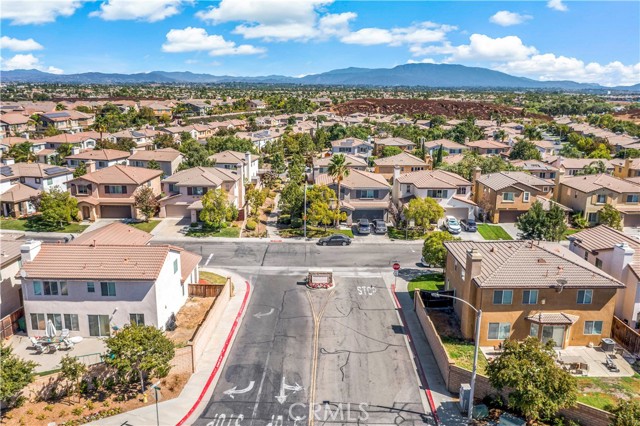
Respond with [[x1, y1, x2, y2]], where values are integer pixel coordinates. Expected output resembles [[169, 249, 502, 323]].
[[393, 262, 400, 271]]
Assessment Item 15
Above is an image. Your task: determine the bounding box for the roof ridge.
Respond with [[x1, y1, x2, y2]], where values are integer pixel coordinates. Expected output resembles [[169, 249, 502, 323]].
[[113, 164, 139, 184], [535, 242, 622, 284]]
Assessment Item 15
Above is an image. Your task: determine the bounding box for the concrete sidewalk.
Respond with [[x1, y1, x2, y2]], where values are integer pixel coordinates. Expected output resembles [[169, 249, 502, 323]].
[[383, 271, 467, 426], [87, 268, 251, 426]]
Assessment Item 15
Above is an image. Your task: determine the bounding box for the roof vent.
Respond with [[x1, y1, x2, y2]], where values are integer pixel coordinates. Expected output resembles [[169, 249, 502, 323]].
[[537, 258, 547, 264]]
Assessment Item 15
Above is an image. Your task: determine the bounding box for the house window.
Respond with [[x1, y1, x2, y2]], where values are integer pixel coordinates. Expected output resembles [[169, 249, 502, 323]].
[[101, 282, 116, 296], [488, 322, 511, 340], [129, 314, 145, 326], [77, 185, 89, 195], [522, 289, 538, 305], [493, 290, 513, 305], [457, 187, 467, 195], [19, 177, 25, 183], [427, 189, 447, 198], [97, 161, 107, 168], [595, 258, 603, 269], [584, 321, 603, 335], [46, 178, 53, 185], [502, 192, 514, 202], [539, 173, 546, 179], [523, 192, 530, 202], [584, 251, 589, 260], [35, 178, 41, 184], [30, 313, 45, 330], [587, 212, 598, 223], [549, 173, 556, 179], [460, 268, 465, 280], [405, 185, 411, 194], [543, 187, 549, 193], [46, 313, 63, 330], [33, 281, 42, 295], [43, 281, 67, 296], [87, 282, 95, 293], [627, 194, 639, 203], [64, 314, 80, 331], [577, 289, 593, 304], [88, 315, 111, 337], [173, 259, 178, 274], [596, 194, 606, 204], [105, 185, 127, 194], [358, 189, 376, 199], [530, 323, 539, 338]]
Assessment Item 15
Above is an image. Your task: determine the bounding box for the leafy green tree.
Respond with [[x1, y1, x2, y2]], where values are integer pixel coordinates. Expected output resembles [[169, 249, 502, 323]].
[[104, 324, 174, 393], [493, 129, 508, 142], [287, 154, 306, 183], [205, 135, 254, 154], [60, 355, 86, 402], [610, 400, 640, 426], [381, 146, 403, 158], [146, 159, 161, 170], [154, 133, 179, 149], [509, 139, 542, 161], [447, 117, 484, 143], [73, 161, 87, 178], [523, 125, 543, 141], [134, 186, 159, 222], [7, 142, 36, 163], [56, 143, 73, 161], [245, 184, 267, 217], [328, 154, 351, 226], [43, 126, 62, 136], [0, 343, 37, 408], [278, 181, 304, 220], [435, 144, 444, 166], [307, 185, 344, 230], [558, 144, 584, 158], [588, 143, 612, 159], [39, 187, 79, 229], [422, 231, 459, 268], [440, 151, 519, 180], [404, 197, 445, 228], [199, 188, 229, 230], [577, 160, 608, 175], [544, 203, 568, 242], [487, 337, 577, 423], [179, 139, 213, 171], [572, 212, 589, 229], [615, 149, 640, 159], [598, 204, 622, 230], [516, 201, 548, 240], [270, 151, 286, 175]]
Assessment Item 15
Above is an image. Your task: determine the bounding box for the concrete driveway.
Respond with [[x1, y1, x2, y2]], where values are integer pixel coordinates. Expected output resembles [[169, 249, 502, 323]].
[[150, 217, 191, 238]]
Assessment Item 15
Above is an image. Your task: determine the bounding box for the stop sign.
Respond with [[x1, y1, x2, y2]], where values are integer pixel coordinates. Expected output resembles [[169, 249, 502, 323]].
[[393, 262, 400, 271]]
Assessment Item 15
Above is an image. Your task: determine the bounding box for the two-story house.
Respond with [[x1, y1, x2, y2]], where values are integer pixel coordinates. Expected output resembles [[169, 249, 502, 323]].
[[374, 137, 415, 155], [510, 159, 558, 180], [474, 171, 554, 223], [442, 240, 624, 349], [235, 130, 277, 150], [466, 139, 510, 156], [208, 150, 259, 184], [316, 169, 390, 224], [311, 154, 367, 183], [67, 164, 162, 221], [1, 234, 25, 317], [423, 139, 469, 156], [0, 163, 73, 218], [128, 148, 183, 177], [392, 168, 475, 222], [159, 167, 243, 222], [551, 158, 614, 176], [111, 128, 159, 149], [613, 158, 640, 179], [19, 231, 201, 338], [65, 149, 129, 170], [0, 113, 31, 137], [568, 225, 640, 330], [330, 138, 374, 159], [374, 152, 428, 180], [39, 110, 94, 132], [555, 173, 640, 227]]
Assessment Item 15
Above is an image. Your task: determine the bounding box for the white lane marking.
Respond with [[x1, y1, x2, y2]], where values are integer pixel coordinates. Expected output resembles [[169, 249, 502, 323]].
[[205, 253, 213, 266], [223, 381, 255, 399]]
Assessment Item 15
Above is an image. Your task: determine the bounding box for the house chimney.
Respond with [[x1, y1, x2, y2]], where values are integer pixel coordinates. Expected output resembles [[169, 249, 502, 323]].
[[86, 160, 96, 173], [244, 151, 251, 182], [554, 169, 565, 201], [130, 148, 136, 155], [4, 158, 15, 166], [624, 158, 632, 177], [20, 240, 42, 263], [472, 167, 481, 186], [71, 146, 80, 155], [393, 165, 401, 181], [464, 137, 470, 144], [465, 247, 482, 280], [612, 242, 634, 277]]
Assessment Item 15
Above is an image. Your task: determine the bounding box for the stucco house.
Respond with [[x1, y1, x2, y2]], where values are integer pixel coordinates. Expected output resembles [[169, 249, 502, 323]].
[[208, 150, 259, 184], [423, 139, 469, 156], [374, 152, 427, 180], [311, 154, 367, 183], [65, 149, 129, 170], [330, 138, 374, 159], [128, 148, 183, 177], [1, 234, 25, 317], [374, 137, 415, 155]]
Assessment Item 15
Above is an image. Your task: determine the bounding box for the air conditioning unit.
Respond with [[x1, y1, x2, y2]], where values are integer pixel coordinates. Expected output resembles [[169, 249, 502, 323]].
[[459, 383, 471, 413]]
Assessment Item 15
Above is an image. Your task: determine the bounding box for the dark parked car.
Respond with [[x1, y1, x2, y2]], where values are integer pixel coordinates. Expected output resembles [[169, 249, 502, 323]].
[[372, 219, 387, 234], [357, 219, 371, 235], [460, 218, 477, 232], [318, 234, 352, 246]]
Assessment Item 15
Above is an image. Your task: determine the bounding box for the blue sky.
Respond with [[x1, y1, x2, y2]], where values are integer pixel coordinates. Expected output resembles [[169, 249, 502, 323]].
[[1, 0, 638, 86]]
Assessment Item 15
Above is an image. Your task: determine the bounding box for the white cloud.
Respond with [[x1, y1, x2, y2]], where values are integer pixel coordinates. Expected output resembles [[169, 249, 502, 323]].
[[0, 36, 44, 51], [341, 22, 454, 46], [407, 58, 437, 64], [317, 12, 357, 37], [162, 27, 265, 56], [1, 0, 87, 25], [489, 11, 532, 26], [413, 34, 538, 62], [1, 54, 64, 74], [90, 0, 190, 22], [547, 0, 568, 12]]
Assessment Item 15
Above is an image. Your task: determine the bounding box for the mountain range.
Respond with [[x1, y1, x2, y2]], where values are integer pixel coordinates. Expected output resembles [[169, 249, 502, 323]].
[[2, 63, 639, 91]]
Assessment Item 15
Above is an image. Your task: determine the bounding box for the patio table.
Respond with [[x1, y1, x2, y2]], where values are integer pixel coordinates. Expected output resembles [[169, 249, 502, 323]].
[[559, 355, 586, 365]]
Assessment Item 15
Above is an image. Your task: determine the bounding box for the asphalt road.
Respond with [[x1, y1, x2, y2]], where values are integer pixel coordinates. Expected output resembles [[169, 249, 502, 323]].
[[194, 273, 429, 426]]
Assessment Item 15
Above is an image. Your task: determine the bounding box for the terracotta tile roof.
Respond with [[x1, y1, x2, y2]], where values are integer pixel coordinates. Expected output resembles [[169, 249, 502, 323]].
[[374, 152, 426, 167], [70, 165, 162, 185], [526, 312, 579, 325], [0, 113, 30, 125], [0, 183, 40, 203], [313, 154, 367, 168], [375, 137, 415, 147], [179, 250, 201, 283], [396, 169, 471, 189], [559, 173, 640, 194], [341, 200, 389, 210], [0, 136, 29, 147], [477, 171, 552, 191], [66, 149, 130, 161], [556, 158, 613, 170], [40, 131, 102, 144], [209, 150, 257, 164], [128, 148, 182, 162], [0, 239, 24, 268], [443, 240, 623, 289], [330, 137, 370, 148], [442, 153, 465, 165], [70, 222, 153, 246], [316, 169, 389, 189], [423, 139, 468, 150], [0, 163, 72, 181], [510, 159, 558, 171], [162, 166, 239, 187], [466, 139, 510, 149]]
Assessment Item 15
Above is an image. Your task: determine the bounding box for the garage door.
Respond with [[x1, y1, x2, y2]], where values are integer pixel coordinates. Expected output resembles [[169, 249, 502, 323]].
[[352, 209, 384, 221], [165, 204, 189, 218], [445, 207, 470, 221], [623, 214, 640, 227], [100, 205, 132, 219], [498, 210, 521, 223]]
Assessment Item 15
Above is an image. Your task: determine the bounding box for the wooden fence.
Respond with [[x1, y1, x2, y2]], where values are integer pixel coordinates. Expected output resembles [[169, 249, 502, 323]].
[[612, 316, 640, 355], [188, 283, 225, 298], [1, 307, 24, 340]]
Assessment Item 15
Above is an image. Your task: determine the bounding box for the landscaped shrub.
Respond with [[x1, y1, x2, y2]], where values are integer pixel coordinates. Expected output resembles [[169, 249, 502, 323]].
[[246, 220, 257, 231], [291, 217, 302, 229]]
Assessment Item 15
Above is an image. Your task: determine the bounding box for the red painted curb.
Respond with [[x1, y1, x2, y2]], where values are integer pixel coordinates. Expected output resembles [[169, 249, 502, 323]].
[[391, 284, 441, 425], [176, 280, 251, 426]]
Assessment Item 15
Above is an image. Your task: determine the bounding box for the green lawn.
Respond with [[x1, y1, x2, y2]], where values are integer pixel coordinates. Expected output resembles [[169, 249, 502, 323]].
[[0, 218, 88, 233], [388, 226, 428, 240], [408, 273, 445, 298], [477, 224, 513, 240], [278, 226, 354, 239], [128, 220, 161, 233], [186, 226, 241, 238], [576, 374, 640, 411], [440, 336, 489, 375], [199, 271, 228, 285], [564, 228, 580, 239]]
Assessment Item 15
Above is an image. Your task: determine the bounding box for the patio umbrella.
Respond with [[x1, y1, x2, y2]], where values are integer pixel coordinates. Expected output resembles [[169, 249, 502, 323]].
[[45, 319, 57, 338]]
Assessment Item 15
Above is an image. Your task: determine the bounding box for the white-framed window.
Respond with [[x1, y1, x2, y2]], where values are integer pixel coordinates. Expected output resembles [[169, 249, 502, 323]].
[[523, 192, 530, 202], [101, 282, 116, 296], [584, 320, 603, 335], [577, 289, 593, 304], [46, 178, 53, 185], [493, 290, 513, 305], [31, 313, 45, 330], [587, 212, 598, 223], [502, 192, 514, 202], [64, 314, 80, 331], [105, 185, 127, 194], [129, 313, 145, 326], [522, 289, 538, 305], [427, 189, 447, 198], [457, 187, 467, 195], [596, 194, 606, 204], [77, 185, 89, 195], [87, 282, 95, 293], [37, 281, 68, 296], [488, 322, 511, 340]]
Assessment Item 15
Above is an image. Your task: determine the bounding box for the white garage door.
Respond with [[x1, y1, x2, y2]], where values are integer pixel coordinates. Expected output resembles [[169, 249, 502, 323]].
[[165, 204, 189, 218], [445, 207, 470, 220]]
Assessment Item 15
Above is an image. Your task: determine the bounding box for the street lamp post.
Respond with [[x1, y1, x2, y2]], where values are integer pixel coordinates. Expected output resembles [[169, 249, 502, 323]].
[[432, 292, 482, 423], [151, 381, 161, 426], [303, 182, 308, 239]]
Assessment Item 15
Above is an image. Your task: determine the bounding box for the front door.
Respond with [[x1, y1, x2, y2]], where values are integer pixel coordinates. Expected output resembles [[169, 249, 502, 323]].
[[542, 325, 566, 348], [82, 206, 90, 220]]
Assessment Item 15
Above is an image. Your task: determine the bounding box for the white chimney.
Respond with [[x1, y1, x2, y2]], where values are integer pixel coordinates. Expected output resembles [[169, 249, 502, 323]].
[[71, 146, 80, 155], [86, 160, 96, 173], [611, 242, 635, 278], [244, 151, 251, 181], [20, 240, 42, 263], [393, 165, 401, 181], [4, 158, 15, 166]]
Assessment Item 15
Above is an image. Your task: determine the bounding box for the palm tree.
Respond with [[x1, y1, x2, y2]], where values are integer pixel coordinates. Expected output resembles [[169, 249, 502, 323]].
[[92, 120, 107, 141], [577, 160, 607, 175], [7, 142, 36, 163], [494, 129, 508, 142], [327, 154, 351, 227]]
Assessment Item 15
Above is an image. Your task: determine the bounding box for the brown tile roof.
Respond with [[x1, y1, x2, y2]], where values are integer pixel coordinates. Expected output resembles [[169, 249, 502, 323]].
[[560, 173, 640, 194], [66, 149, 130, 161], [510, 159, 558, 171], [423, 139, 468, 151], [443, 240, 623, 289], [209, 150, 256, 164], [179, 250, 201, 283], [40, 131, 102, 144], [374, 152, 426, 167], [375, 137, 415, 147], [316, 169, 389, 189], [466, 139, 510, 149], [526, 312, 579, 325], [162, 166, 239, 187], [396, 169, 471, 189], [330, 137, 370, 148], [442, 153, 465, 165], [70, 165, 162, 185], [556, 158, 613, 170], [0, 183, 40, 203], [70, 222, 153, 246], [0, 113, 30, 125], [0, 136, 29, 147], [0, 239, 24, 268], [128, 148, 182, 162], [569, 225, 640, 278], [477, 171, 552, 191], [313, 154, 367, 168]]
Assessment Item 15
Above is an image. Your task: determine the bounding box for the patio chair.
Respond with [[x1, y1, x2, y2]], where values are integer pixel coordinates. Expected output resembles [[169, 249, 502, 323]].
[[30, 337, 45, 353], [61, 328, 70, 339]]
